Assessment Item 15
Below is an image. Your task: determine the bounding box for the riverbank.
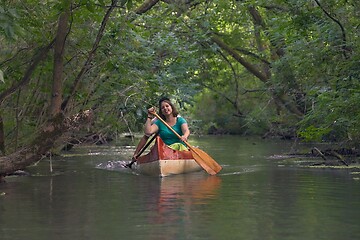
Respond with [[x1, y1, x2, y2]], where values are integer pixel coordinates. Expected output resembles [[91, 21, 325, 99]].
[[269, 145, 360, 171]]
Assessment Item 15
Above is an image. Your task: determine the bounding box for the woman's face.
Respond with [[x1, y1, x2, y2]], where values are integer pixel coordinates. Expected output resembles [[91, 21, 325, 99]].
[[160, 101, 173, 116]]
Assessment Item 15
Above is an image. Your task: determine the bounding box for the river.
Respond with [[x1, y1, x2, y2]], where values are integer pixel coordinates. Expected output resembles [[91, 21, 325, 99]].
[[0, 136, 359, 240]]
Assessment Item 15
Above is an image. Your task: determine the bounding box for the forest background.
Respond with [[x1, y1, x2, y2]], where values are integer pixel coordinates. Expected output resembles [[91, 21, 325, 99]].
[[1, 0, 360, 175]]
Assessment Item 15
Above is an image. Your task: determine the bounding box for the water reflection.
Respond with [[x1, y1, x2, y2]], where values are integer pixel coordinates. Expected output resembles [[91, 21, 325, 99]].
[[160, 173, 221, 204], [140, 174, 221, 239]]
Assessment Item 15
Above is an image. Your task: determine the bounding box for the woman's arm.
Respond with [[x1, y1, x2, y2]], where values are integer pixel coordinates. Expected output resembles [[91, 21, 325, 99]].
[[180, 122, 190, 142], [144, 116, 159, 136]]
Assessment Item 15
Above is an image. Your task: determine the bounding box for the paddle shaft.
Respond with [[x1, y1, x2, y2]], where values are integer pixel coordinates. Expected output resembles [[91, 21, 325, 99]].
[[137, 133, 158, 157], [151, 112, 192, 149], [126, 133, 157, 168]]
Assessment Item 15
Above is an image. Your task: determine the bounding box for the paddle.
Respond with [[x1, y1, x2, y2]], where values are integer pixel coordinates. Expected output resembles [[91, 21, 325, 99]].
[[151, 111, 222, 175], [124, 133, 158, 168]]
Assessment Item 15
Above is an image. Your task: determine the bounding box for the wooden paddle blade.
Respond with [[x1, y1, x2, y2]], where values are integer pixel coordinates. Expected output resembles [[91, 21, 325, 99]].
[[191, 147, 222, 175]]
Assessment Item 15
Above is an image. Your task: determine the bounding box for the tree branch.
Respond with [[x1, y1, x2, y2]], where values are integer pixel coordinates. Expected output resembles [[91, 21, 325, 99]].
[[0, 39, 55, 103], [314, 0, 350, 58], [62, 0, 119, 111], [135, 0, 160, 14], [211, 34, 269, 82]]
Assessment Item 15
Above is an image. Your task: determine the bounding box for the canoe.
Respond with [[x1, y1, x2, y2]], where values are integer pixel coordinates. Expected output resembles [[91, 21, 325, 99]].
[[134, 136, 202, 177]]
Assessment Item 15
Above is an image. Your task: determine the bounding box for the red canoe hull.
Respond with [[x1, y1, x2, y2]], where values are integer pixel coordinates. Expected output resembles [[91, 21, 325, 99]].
[[135, 136, 202, 177]]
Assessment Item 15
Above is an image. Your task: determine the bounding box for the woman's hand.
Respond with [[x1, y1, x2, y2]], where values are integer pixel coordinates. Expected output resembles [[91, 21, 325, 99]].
[[147, 107, 156, 118], [180, 135, 188, 142]]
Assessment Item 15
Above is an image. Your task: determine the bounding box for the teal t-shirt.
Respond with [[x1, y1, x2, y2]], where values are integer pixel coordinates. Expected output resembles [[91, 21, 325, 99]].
[[154, 117, 187, 146]]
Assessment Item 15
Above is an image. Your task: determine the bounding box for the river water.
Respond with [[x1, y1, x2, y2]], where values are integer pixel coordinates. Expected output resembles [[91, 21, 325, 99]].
[[1, 136, 359, 240]]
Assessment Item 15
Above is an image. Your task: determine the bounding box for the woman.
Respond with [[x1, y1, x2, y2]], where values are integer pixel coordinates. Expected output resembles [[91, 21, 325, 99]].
[[145, 98, 190, 151]]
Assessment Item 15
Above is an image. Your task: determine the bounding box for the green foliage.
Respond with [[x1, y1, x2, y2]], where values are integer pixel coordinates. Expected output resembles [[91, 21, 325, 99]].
[[298, 76, 360, 142], [0, 4, 22, 39], [297, 125, 332, 142], [1, 0, 360, 153], [190, 92, 247, 135]]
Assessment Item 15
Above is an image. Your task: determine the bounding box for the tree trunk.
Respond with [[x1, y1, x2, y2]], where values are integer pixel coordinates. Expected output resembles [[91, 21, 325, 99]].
[[50, 9, 69, 116]]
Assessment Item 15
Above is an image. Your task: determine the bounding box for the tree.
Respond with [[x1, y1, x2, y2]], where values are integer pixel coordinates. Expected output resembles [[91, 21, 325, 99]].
[[1, 0, 360, 179], [0, 0, 162, 176]]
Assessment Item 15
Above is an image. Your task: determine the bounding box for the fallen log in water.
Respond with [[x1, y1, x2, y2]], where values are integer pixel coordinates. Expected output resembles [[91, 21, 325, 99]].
[[0, 110, 93, 178]]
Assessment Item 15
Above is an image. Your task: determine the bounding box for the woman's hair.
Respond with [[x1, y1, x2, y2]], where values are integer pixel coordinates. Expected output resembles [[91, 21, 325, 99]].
[[158, 98, 179, 119]]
